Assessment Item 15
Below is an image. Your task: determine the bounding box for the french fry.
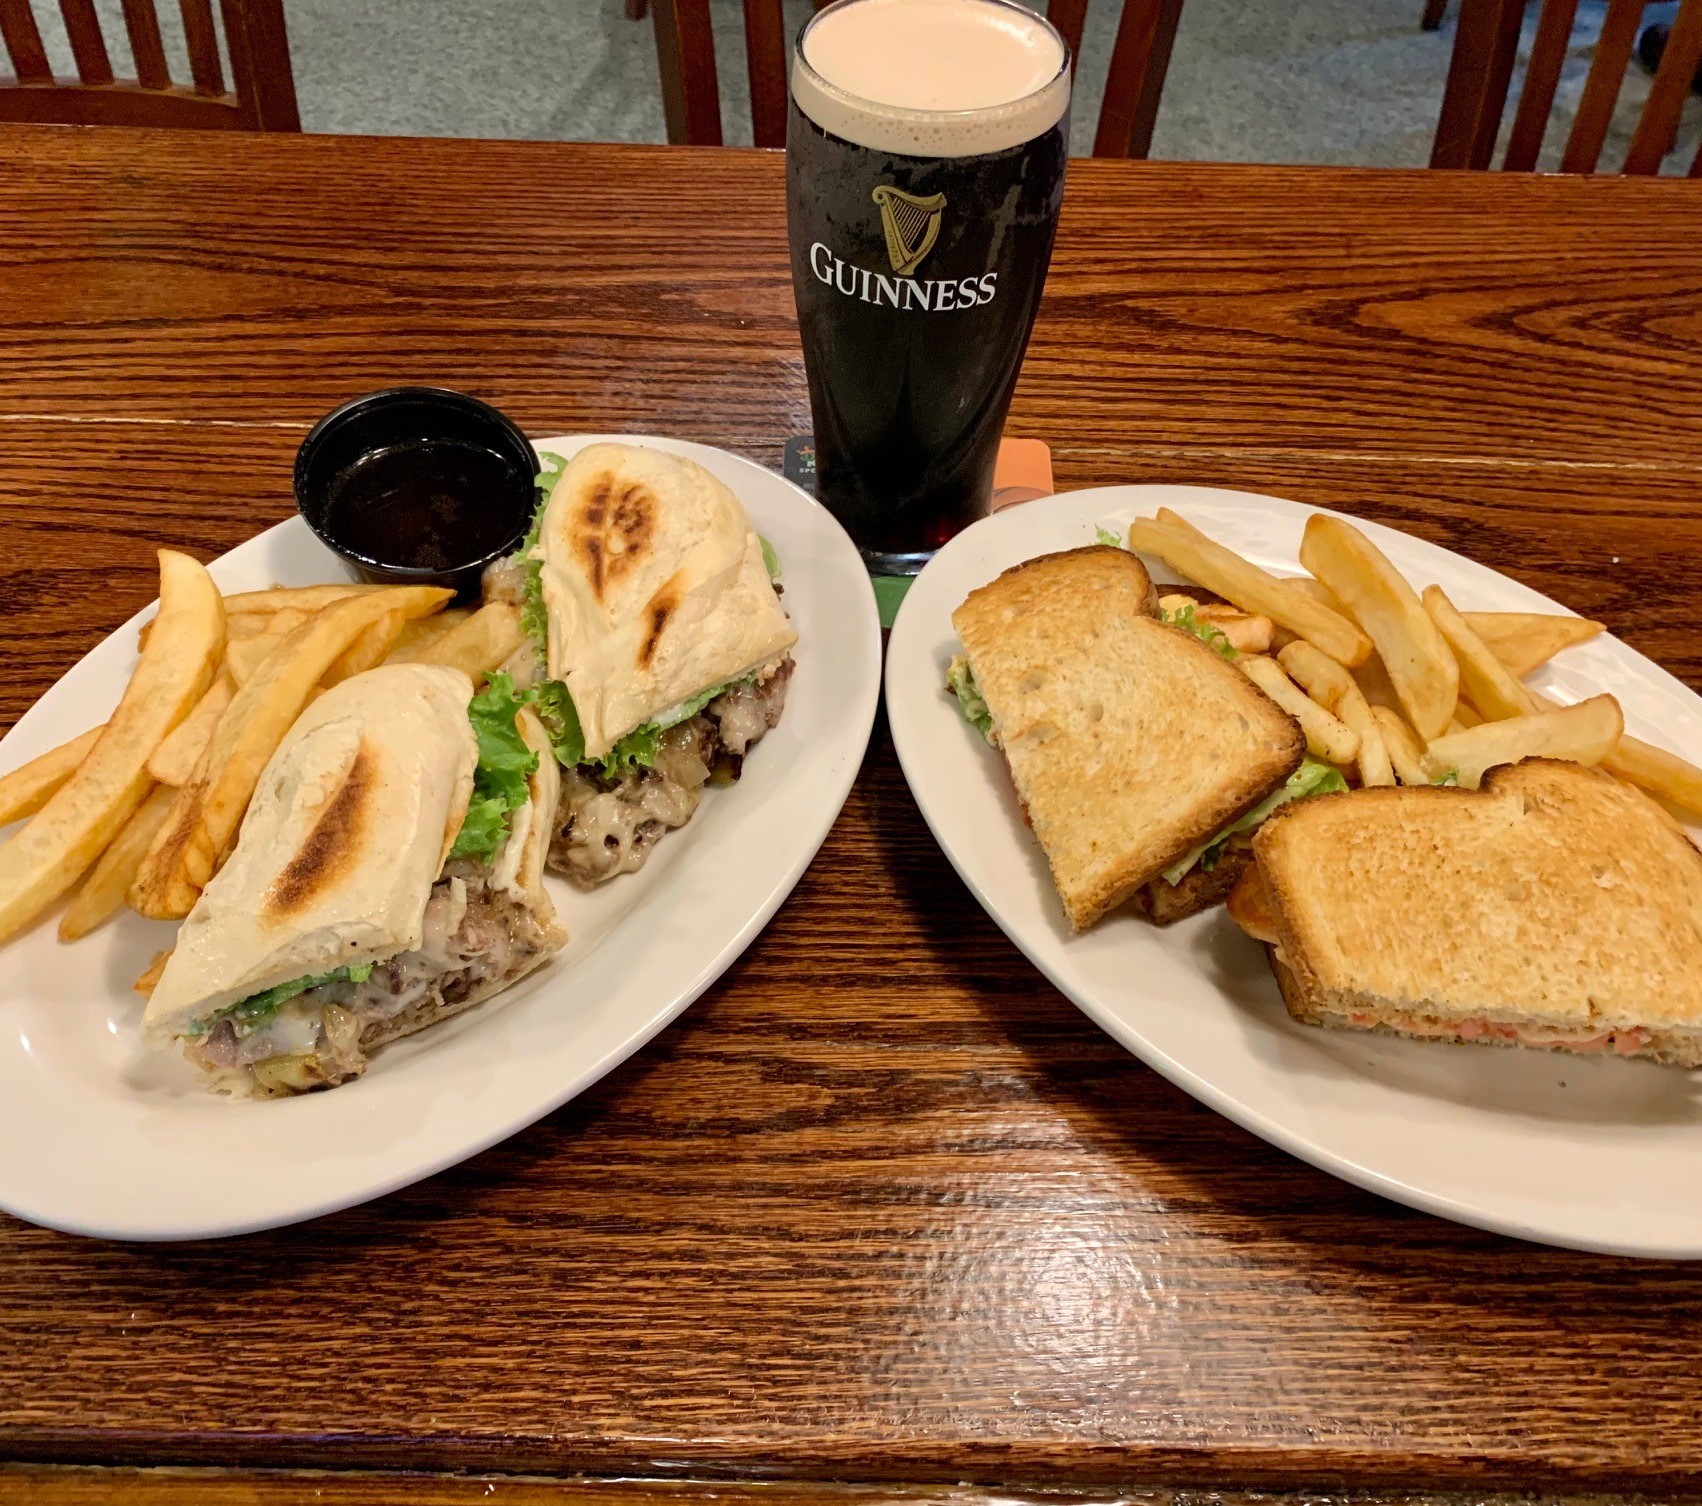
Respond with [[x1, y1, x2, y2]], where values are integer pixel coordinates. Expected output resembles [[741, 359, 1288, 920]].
[[143, 603, 313, 653], [261, 607, 311, 638], [1351, 651, 1402, 713], [57, 784, 177, 941], [1372, 706, 1432, 786], [1126, 516, 1372, 667], [225, 636, 276, 686], [1299, 514, 1458, 738], [1466, 610, 1604, 679], [1238, 654, 1360, 765], [1522, 685, 1702, 816], [1195, 604, 1274, 655], [147, 673, 234, 787], [1451, 701, 1483, 730], [321, 608, 412, 687], [130, 585, 451, 919], [134, 948, 171, 997], [1284, 575, 1351, 617], [219, 584, 385, 615], [0, 725, 105, 826], [1278, 640, 1393, 787], [1157, 595, 1274, 655], [1423, 694, 1623, 789], [386, 607, 471, 662], [401, 602, 525, 679], [207, 607, 313, 646], [1422, 585, 1536, 722], [1156, 516, 1356, 633], [0, 551, 225, 943], [1602, 735, 1702, 819]]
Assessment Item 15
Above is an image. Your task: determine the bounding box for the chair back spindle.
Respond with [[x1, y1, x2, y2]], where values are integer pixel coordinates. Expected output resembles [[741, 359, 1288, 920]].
[[120, 0, 171, 91], [181, 0, 226, 95], [1434, 0, 1702, 174], [0, 2, 51, 84], [0, 0, 298, 130], [58, 0, 113, 85]]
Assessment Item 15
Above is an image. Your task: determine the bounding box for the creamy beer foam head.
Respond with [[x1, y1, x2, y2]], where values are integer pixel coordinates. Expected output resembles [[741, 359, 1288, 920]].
[[794, 0, 1070, 158]]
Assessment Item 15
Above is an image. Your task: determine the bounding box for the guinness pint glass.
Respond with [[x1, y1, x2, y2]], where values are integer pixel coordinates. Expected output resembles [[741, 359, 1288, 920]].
[[787, 0, 1071, 572]]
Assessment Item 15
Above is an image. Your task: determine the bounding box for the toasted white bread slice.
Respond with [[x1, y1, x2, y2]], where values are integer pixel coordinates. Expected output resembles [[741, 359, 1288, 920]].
[[1251, 758, 1702, 1067], [952, 546, 1306, 931]]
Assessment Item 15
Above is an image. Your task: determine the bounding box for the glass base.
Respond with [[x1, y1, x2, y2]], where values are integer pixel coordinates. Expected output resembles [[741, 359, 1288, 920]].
[[860, 546, 934, 577]]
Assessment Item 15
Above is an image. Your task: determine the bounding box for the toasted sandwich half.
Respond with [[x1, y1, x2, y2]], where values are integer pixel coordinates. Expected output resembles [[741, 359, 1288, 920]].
[[1234, 758, 1702, 1067], [948, 546, 1306, 931], [143, 664, 566, 1097], [485, 442, 797, 889]]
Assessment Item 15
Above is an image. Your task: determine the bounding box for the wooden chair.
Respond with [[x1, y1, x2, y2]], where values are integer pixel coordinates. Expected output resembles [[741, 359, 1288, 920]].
[[0, 0, 299, 130], [651, 0, 1185, 157], [1432, 0, 1702, 174]]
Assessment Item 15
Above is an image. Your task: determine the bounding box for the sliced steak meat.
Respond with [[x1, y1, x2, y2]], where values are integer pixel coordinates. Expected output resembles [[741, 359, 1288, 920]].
[[185, 865, 555, 1097], [548, 656, 793, 888]]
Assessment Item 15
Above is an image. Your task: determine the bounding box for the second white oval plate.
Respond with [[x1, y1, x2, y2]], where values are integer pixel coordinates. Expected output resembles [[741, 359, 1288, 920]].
[[888, 484, 1702, 1259], [0, 435, 881, 1240]]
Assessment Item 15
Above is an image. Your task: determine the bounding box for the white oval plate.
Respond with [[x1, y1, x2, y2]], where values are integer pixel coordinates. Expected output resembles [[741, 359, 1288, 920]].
[[0, 435, 880, 1241], [889, 484, 1702, 1259]]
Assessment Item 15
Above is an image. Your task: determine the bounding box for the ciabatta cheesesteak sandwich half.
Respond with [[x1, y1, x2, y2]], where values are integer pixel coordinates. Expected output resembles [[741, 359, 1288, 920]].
[[486, 443, 797, 887], [143, 664, 565, 1097], [1230, 758, 1702, 1066], [947, 545, 1334, 930]]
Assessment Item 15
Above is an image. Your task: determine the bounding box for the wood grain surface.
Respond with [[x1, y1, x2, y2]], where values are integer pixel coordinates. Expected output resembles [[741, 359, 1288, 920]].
[[2, 130, 1700, 465], [7, 1470, 1699, 1506], [2, 126, 1702, 1500]]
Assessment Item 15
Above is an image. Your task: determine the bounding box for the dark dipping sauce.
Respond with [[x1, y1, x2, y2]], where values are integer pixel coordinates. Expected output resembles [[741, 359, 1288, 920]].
[[322, 439, 521, 573]]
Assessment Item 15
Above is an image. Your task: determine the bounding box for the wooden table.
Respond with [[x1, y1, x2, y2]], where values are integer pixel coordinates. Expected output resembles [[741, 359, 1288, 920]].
[[2, 126, 1702, 1506]]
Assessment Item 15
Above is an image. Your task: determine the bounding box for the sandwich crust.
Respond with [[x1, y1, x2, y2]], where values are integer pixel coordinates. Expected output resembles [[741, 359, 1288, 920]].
[[1252, 758, 1702, 1064], [262, 745, 377, 921], [142, 664, 479, 1045], [952, 545, 1305, 931], [539, 443, 796, 759]]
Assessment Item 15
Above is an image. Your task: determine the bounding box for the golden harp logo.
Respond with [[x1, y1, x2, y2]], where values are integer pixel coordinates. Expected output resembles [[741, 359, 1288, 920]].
[[872, 186, 946, 277]]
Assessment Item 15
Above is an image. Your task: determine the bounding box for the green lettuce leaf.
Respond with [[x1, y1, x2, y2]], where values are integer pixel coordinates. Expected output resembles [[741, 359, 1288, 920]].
[[1161, 757, 1348, 886], [1095, 525, 1124, 548], [466, 672, 538, 808], [1162, 601, 1237, 662], [589, 675, 745, 780], [532, 678, 585, 768], [197, 962, 377, 1038], [1433, 767, 1460, 787], [449, 795, 512, 863], [597, 722, 665, 779], [448, 671, 540, 863], [760, 535, 781, 581], [517, 453, 562, 663], [946, 655, 994, 743], [651, 682, 724, 733]]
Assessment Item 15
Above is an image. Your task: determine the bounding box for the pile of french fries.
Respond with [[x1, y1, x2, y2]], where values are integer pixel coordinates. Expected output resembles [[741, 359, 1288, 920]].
[[1126, 508, 1702, 819], [0, 556, 526, 951]]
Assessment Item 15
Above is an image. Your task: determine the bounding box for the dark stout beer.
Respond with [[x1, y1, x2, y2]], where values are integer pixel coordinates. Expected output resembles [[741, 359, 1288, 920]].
[[787, 0, 1071, 573]]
